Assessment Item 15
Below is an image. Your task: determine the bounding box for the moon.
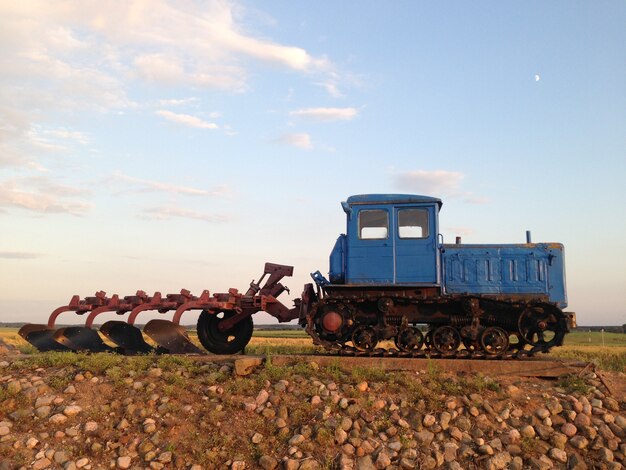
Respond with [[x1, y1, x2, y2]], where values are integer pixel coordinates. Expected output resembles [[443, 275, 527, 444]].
[[535, 74, 541, 82]]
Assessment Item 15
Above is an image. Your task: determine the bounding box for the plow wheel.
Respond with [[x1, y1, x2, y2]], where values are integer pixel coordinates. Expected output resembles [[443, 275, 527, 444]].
[[197, 310, 253, 355], [394, 327, 424, 352], [351, 326, 378, 352], [480, 327, 510, 356], [431, 326, 461, 353], [518, 308, 565, 351]]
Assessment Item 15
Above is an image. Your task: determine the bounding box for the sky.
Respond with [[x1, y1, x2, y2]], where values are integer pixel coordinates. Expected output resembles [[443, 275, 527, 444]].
[[1, 0, 625, 327]]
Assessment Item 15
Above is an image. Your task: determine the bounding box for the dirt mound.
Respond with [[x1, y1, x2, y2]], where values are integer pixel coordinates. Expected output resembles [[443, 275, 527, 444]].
[[0, 355, 624, 469]]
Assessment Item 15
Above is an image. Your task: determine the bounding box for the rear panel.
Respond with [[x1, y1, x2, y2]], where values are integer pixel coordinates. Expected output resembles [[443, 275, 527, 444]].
[[442, 243, 567, 308]]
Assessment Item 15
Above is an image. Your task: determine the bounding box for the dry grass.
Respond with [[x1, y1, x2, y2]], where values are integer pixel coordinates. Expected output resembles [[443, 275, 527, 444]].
[[2, 326, 625, 372]]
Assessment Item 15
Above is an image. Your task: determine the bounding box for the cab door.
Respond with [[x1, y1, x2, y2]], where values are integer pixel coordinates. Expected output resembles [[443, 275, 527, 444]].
[[393, 206, 438, 284], [346, 207, 394, 284]]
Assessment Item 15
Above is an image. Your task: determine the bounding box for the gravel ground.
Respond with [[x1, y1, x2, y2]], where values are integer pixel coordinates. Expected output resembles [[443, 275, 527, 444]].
[[0, 354, 625, 470]]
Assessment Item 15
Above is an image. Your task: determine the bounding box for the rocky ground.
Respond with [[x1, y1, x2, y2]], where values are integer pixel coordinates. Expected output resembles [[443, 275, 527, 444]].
[[0, 353, 624, 470]]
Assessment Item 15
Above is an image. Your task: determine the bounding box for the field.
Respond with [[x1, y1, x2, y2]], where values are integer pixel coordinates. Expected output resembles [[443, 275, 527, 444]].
[[1, 327, 624, 372]]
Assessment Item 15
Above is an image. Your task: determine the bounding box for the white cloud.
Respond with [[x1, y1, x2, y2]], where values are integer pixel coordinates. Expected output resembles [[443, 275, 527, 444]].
[[290, 107, 358, 122], [156, 97, 199, 107], [42, 128, 90, 145], [393, 169, 488, 204], [155, 110, 218, 129], [140, 206, 230, 223], [394, 170, 465, 195], [0, 178, 91, 215], [274, 133, 313, 150], [0, 1, 339, 172], [108, 172, 229, 197]]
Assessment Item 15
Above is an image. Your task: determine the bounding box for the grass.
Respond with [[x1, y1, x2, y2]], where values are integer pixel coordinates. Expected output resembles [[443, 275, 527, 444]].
[[2, 327, 625, 372]]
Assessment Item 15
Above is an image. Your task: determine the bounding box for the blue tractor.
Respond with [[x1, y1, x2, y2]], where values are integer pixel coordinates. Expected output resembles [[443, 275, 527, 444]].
[[299, 194, 575, 356]]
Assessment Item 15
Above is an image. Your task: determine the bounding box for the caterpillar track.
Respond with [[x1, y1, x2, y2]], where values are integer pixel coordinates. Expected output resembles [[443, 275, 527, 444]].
[[302, 294, 571, 360]]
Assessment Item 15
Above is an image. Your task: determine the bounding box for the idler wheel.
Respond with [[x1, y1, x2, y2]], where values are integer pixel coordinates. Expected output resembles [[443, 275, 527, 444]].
[[518, 308, 565, 351], [351, 326, 378, 352], [197, 310, 253, 355], [394, 326, 424, 352], [321, 310, 343, 333], [480, 327, 510, 356], [313, 303, 352, 342], [431, 326, 461, 353]]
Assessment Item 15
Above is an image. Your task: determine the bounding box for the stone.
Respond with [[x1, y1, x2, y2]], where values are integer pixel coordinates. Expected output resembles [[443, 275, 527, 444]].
[[49, 413, 68, 425], [443, 442, 458, 462], [597, 447, 613, 462], [567, 453, 588, 470], [423, 414, 436, 427], [299, 459, 320, 470], [234, 358, 263, 376], [531, 455, 554, 470], [374, 449, 391, 469], [63, 405, 82, 417], [117, 418, 130, 430], [7, 381, 21, 394], [574, 413, 591, 427], [570, 436, 588, 449], [258, 456, 278, 470], [231, 461, 246, 470], [356, 381, 368, 392], [157, 452, 172, 463], [415, 430, 434, 446], [76, 458, 89, 468], [536, 408, 550, 420], [549, 448, 567, 463], [251, 433, 263, 444], [26, 437, 39, 448], [32, 458, 52, 470], [356, 455, 376, 470], [562, 423, 577, 437], [289, 434, 305, 446], [283, 460, 299, 470], [117, 456, 132, 469], [551, 433, 568, 450], [520, 425, 536, 438], [54, 451, 70, 464], [335, 427, 348, 444], [256, 389, 270, 406], [0, 427, 9, 437], [488, 452, 512, 470], [479, 444, 494, 456]]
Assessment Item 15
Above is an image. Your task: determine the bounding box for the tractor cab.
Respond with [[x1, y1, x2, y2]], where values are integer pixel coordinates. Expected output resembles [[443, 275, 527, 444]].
[[328, 194, 442, 286]]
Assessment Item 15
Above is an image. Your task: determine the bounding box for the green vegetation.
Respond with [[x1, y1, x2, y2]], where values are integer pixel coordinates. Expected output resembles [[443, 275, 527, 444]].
[[2, 327, 625, 372], [558, 374, 591, 395], [548, 347, 626, 373]]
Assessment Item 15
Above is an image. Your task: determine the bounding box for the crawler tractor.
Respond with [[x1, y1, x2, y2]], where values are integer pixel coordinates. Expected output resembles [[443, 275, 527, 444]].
[[20, 194, 576, 358]]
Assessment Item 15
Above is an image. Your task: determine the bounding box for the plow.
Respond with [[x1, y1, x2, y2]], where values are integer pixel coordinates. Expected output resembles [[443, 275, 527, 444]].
[[19, 263, 302, 355]]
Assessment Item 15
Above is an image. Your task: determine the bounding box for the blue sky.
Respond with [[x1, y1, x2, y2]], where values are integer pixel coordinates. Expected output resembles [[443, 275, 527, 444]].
[[1, 1, 624, 326]]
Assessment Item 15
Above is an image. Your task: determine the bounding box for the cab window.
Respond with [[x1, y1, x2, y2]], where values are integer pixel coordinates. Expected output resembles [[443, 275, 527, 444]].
[[398, 209, 429, 239], [358, 210, 388, 239]]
